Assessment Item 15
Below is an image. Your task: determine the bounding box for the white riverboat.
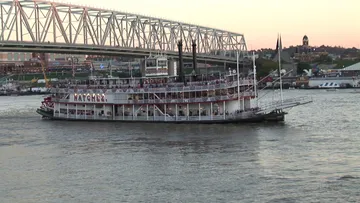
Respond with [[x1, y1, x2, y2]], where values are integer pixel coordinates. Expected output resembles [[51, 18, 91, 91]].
[[37, 40, 312, 123]]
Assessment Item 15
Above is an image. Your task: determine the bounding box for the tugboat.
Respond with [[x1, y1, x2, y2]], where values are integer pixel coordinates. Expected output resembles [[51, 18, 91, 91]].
[[37, 38, 312, 123]]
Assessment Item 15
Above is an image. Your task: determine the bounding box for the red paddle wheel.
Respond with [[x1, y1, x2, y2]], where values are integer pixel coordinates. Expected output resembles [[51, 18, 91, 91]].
[[41, 96, 54, 109]]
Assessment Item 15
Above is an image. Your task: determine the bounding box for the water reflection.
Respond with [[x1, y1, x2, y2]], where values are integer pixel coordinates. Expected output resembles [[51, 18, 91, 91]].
[[1, 91, 360, 202], [45, 122, 263, 157]]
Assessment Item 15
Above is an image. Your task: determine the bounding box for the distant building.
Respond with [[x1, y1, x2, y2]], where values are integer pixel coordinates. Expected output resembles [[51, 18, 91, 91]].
[[0, 52, 86, 62], [328, 53, 340, 60], [342, 62, 360, 71], [294, 35, 328, 62], [0, 52, 32, 61], [302, 35, 309, 47], [296, 35, 312, 54], [0, 52, 90, 75]]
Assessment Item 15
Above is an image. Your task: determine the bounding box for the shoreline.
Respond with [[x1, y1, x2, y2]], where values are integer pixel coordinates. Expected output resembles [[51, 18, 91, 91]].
[[0, 92, 50, 96], [260, 86, 360, 90]]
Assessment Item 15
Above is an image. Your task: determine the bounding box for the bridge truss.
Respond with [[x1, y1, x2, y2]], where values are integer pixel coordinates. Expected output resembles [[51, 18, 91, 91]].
[[0, 0, 248, 58]]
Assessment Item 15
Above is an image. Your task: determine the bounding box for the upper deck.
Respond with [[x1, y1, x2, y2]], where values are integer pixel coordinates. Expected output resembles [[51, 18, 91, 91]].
[[53, 74, 254, 94]]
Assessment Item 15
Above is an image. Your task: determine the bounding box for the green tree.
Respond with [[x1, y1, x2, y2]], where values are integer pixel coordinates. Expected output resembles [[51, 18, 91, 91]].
[[333, 59, 360, 69], [315, 54, 332, 63], [256, 59, 278, 78], [297, 62, 312, 75]]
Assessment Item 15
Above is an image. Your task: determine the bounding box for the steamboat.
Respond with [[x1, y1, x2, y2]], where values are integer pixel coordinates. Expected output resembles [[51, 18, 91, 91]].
[[36, 39, 312, 124]]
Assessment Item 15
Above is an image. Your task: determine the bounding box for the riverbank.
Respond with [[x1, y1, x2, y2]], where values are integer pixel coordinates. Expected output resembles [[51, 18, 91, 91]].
[[0, 91, 50, 96], [260, 86, 360, 90]]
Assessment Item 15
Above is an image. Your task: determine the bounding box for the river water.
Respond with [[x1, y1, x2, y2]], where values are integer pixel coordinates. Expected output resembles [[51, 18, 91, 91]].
[[0, 90, 359, 203]]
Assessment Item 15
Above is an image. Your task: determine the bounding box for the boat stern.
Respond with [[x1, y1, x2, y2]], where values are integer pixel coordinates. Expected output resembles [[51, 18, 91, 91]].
[[37, 96, 55, 119], [263, 110, 286, 122], [36, 108, 54, 119]]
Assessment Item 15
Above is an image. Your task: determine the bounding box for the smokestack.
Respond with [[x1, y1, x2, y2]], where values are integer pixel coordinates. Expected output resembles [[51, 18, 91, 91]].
[[177, 40, 183, 82], [192, 40, 197, 74]]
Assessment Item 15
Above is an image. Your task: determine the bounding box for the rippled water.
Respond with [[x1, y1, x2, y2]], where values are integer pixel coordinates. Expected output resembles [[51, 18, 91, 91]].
[[1, 90, 360, 203]]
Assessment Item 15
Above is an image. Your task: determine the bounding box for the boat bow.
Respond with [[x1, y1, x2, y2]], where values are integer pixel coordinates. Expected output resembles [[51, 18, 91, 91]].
[[256, 96, 313, 115]]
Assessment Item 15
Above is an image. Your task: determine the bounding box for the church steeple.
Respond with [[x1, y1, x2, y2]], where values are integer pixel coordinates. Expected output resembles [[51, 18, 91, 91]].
[[303, 35, 309, 47], [279, 35, 282, 51], [275, 34, 282, 54]]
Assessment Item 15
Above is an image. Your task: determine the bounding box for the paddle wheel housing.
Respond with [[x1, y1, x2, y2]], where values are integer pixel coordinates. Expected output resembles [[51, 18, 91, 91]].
[[41, 96, 54, 110]]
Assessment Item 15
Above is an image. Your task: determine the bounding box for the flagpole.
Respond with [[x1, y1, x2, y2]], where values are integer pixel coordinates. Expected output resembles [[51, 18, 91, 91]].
[[109, 60, 112, 77], [278, 34, 283, 104], [236, 51, 241, 110], [252, 51, 258, 107]]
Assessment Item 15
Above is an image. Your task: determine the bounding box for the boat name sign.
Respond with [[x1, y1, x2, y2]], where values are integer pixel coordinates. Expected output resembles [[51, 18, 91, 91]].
[[73, 93, 107, 103]]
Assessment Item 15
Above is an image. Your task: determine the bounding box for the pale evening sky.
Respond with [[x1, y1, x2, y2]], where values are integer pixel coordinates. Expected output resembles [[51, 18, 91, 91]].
[[72, 0, 360, 50]]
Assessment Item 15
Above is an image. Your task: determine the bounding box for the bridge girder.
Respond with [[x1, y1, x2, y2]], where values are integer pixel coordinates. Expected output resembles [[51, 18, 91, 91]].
[[0, 0, 248, 58]]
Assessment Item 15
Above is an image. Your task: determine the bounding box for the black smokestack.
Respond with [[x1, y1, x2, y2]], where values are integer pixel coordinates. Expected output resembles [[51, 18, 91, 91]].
[[192, 39, 197, 74], [177, 40, 183, 82]]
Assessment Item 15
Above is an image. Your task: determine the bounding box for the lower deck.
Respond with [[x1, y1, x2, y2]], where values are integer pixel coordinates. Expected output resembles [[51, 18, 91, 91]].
[[38, 108, 284, 123], [51, 99, 264, 122]]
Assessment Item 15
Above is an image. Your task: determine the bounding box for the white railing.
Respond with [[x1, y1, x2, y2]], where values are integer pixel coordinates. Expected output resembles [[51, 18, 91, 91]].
[[54, 114, 246, 122], [53, 79, 255, 94], [153, 105, 174, 120], [125, 93, 254, 104], [51, 92, 256, 104], [257, 96, 313, 114]]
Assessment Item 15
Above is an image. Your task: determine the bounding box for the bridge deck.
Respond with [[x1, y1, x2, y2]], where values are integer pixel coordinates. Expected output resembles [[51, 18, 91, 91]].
[[0, 41, 248, 64], [0, 0, 248, 62]]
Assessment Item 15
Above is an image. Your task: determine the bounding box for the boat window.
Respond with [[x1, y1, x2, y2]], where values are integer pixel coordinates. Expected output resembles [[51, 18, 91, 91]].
[[146, 59, 156, 67], [158, 60, 167, 66]]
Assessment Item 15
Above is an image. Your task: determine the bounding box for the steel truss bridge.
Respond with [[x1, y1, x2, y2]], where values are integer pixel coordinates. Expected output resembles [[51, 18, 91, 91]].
[[0, 0, 248, 64]]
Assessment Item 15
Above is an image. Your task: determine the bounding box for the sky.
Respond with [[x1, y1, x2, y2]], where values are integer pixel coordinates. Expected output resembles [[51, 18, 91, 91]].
[[70, 0, 360, 50]]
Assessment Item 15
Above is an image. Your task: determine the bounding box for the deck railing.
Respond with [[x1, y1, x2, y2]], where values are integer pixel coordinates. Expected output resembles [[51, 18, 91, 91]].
[[52, 79, 254, 94], [55, 114, 248, 122], [124, 93, 255, 104], [53, 92, 256, 104]]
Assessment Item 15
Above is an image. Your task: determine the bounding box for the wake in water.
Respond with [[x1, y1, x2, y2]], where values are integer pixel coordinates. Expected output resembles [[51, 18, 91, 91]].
[[0, 107, 39, 118], [338, 175, 359, 181], [0, 95, 42, 118]]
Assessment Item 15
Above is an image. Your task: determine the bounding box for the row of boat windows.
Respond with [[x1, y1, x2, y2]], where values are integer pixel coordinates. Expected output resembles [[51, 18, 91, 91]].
[[59, 74, 248, 87], [57, 107, 226, 117], [145, 68, 168, 75], [57, 80, 230, 89], [62, 104, 104, 108], [58, 78, 230, 87], [58, 109, 108, 116], [145, 59, 167, 67], [320, 82, 339, 86], [56, 80, 252, 94]]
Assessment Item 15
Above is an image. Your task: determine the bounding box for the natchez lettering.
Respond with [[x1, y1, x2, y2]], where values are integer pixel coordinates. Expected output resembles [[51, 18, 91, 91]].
[[74, 94, 106, 102]]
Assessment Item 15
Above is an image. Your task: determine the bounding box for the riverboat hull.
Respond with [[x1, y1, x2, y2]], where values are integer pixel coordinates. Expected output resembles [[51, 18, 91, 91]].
[[36, 108, 285, 124]]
